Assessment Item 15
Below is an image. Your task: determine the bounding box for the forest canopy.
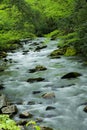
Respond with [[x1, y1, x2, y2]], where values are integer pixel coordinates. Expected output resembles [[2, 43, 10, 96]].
[[0, 0, 87, 56]]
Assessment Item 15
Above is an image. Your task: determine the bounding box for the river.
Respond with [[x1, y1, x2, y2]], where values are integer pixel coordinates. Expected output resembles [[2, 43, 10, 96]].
[[0, 38, 87, 130]]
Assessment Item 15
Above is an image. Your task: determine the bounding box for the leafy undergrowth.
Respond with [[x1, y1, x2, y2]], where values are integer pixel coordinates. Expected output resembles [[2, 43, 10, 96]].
[[0, 115, 20, 130]]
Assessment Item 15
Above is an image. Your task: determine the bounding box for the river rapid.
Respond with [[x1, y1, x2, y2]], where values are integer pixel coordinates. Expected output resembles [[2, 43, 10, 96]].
[[0, 38, 87, 130]]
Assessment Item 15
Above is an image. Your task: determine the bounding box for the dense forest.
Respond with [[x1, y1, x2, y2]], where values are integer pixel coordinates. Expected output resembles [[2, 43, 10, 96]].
[[0, 0, 87, 56]]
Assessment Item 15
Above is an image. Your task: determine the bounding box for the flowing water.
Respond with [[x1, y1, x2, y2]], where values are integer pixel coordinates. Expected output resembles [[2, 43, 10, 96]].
[[0, 38, 87, 130]]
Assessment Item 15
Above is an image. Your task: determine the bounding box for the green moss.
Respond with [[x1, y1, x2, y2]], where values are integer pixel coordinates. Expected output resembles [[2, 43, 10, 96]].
[[0, 115, 20, 130], [64, 46, 76, 56], [45, 30, 62, 40]]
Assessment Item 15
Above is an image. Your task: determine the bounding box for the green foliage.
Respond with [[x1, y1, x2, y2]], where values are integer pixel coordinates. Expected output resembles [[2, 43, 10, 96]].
[[45, 30, 61, 39], [64, 46, 76, 56], [0, 0, 87, 57], [0, 114, 20, 130], [26, 120, 41, 130]]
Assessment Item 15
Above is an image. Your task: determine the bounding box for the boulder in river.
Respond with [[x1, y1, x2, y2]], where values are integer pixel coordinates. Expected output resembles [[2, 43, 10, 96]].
[[61, 72, 82, 79], [1, 105, 18, 114], [42, 92, 55, 99], [46, 106, 56, 111], [19, 111, 33, 118], [49, 49, 64, 59], [27, 77, 45, 83], [0, 84, 4, 89], [29, 65, 47, 73], [0, 51, 7, 58], [83, 106, 87, 113]]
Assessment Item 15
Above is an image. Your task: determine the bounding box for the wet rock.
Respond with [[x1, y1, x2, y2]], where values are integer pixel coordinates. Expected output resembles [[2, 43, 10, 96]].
[[1, 105, 18, 114], [35, 118, 43, 123], [83, 106, 87, 113], [0, 84, 4, 89], [34, 45, 47, 51], [40, 126, 53, 130], [27, 101, 35, 105], [19, 111, 33, 118], [31, 42, 39, 46], [32, 91, 42, 94], [46, 106, 56, 111], [0, 94, 7, 109], [0, 51, 7, 58], [49, 49, 64, 59], [27, 77, 45, 83], [61, 72, 82, 79], [0, 67, 5, 72], [42, 92, 55, 99], [23, 50, 29, 55], [17, 119, 28, 125], [29, 65, 47, 73], [60, 84, 75, 88]]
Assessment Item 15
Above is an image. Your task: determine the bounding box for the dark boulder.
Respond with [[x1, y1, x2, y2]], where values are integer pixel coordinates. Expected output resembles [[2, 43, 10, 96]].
[[46, 106, 56, 111], [17, 119, 28, 126], [32, 91, 42, 94], [27, 101, 35, 105], [61, 72, 82, 79], [27, 77, 45, 83], [83, 106, 87, 113], [34, 45, 47, 51], [0, 84, 4, 89]]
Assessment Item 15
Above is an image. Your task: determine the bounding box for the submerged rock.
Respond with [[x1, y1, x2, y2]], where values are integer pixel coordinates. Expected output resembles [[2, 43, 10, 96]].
[[17, 119, 28, 126], [46, 106, 56, 111], [42, 92, 55, 99], [61, 72, 82, 79], [23, 50, 29, 55], [83, 106, 87, 113], [19, 111, 33, 118], [34, 45, 47, 51], [27, 77, 45, 83], [40, 126, 53, 130], [32, 91, 42, 94], [0, 84, 4, 89], [29, 65, 47, 73], [1, 105, 18, 114], [27, 101, 35, 105]]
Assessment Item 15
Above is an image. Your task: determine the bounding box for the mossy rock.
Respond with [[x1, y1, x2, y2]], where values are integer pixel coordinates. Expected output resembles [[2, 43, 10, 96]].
[[29, 65, 47, 73], [0, 51, 7, 58], [64, 46, 76, 56], [61, 72, 82, 79], [27, 77, 45, 83], [49, 48, 65, 58]]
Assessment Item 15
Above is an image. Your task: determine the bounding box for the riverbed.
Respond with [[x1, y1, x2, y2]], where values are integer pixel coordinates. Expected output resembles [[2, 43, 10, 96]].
[[0, 38, 87, 130]]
